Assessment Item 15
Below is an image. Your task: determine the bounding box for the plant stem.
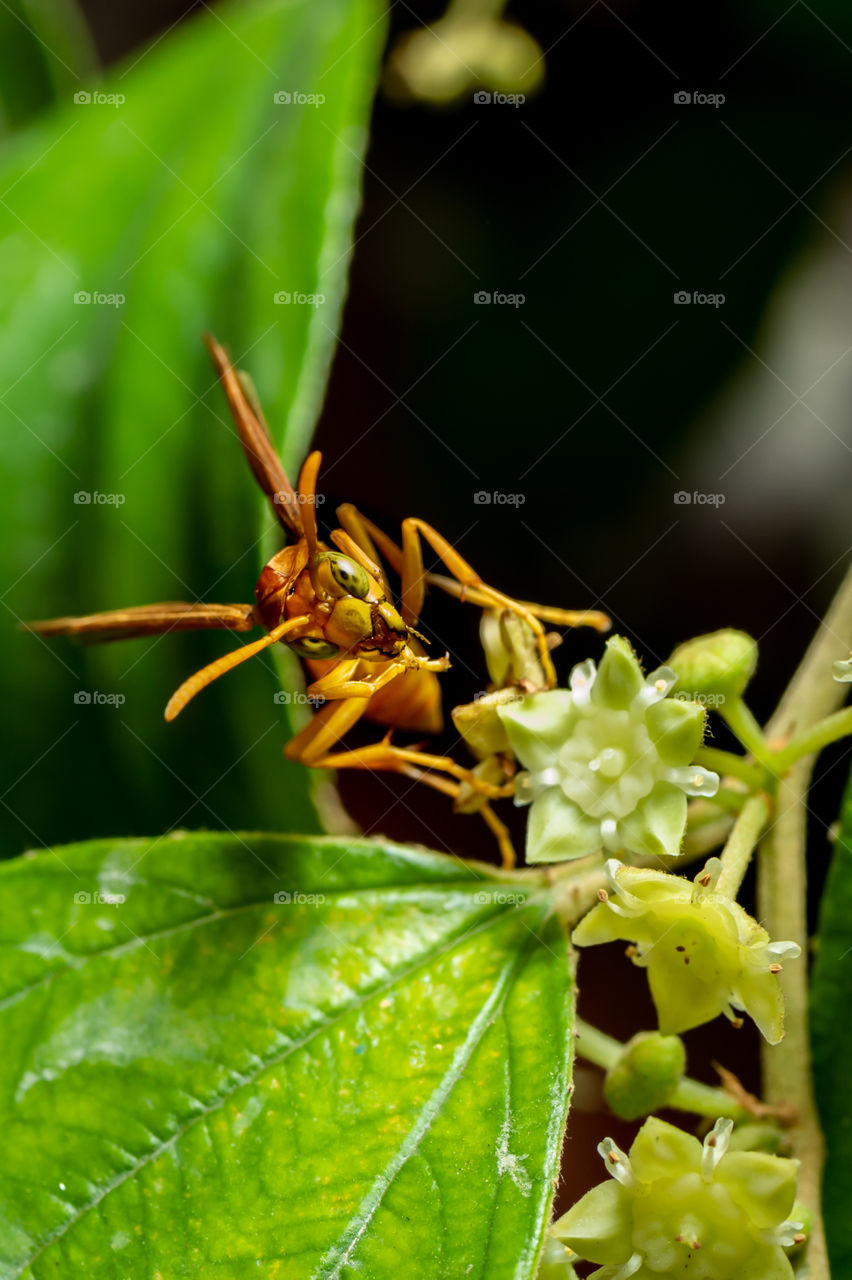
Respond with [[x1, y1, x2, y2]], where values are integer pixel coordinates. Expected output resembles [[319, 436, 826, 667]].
[[759, 761, 829, 1278], [715, 793, 770, 899], [720, 696, 775, 768], [770, 705, 852, 773], [693, 746, 766, 789], [573, 1018, 746, 1120], [756, 559, 852, 1279]]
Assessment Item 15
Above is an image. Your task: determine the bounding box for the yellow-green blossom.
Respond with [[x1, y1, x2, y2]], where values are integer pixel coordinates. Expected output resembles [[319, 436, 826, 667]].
[[573, 860, 801, 1043], [497, 636, 718, 863], [552, 1116, 801, 1280]]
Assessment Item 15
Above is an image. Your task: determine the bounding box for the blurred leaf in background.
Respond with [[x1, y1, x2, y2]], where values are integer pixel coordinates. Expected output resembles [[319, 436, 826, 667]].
[[0, 0, 94, 131], [0, 0, 387, 855], [811, 769, 852, 1275]]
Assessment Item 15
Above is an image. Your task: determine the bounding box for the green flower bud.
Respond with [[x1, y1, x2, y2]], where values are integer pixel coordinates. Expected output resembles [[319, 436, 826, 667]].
[[496, 637, 719, 863], [480, 609, 546, 690], [603, 1032, 686, 1121], [537, 1237, 580, 1279], [573, 860, 801, 1043], [385, 15, 544, 106], [552, 1116, 801, 1280], [668, 628, 758, 705], [451, 688, 516, 759]]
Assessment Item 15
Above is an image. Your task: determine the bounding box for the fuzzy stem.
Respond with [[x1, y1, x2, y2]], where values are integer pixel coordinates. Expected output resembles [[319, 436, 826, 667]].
[[715, 793, 770, 899], [720, 696, 775, 768], [756, 559, 852, 1279], [573, 1019, 746, 1120], [770, 705, 852, 773], [693, 745, 766, 789]]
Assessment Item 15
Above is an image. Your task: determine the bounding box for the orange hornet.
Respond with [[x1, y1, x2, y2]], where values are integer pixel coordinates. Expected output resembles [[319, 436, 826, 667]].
[[27, 335, 610, 858]]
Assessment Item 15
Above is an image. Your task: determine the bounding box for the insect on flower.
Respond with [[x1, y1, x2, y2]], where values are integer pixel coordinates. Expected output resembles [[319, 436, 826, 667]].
[[26, 335, 610, 859]]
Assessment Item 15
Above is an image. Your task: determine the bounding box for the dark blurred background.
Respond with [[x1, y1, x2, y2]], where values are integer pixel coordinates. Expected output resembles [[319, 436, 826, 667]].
[[9, 0, 852, 1213]]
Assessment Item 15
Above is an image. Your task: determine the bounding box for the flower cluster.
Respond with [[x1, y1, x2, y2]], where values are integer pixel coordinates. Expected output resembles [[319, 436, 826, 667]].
[[573, 859, 801, 1043], [552, 1116, 802, 1280], [497, 637, 719, 863]]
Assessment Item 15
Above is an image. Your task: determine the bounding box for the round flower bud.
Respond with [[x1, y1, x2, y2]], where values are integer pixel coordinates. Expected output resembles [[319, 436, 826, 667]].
[[668, 629, 758, 703], [385, 15, 544, 106], [603, 1032, 686, 1121], [552, 1116, 801, 1280], [537, 1237, 580, 1279]]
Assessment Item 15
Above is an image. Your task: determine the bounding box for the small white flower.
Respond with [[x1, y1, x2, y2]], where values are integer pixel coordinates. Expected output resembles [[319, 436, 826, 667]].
[[497, 636, 719, 863]]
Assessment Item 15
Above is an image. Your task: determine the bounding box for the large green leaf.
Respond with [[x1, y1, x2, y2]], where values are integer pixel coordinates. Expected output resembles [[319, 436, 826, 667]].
[[0, 0, 385, 854], [0, 832, 573, 1278], [811, 773, 852, 1274]]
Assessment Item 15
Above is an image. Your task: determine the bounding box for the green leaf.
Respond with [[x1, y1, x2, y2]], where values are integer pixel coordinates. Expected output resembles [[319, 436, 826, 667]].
[[0, 0, 386, 852], [0, 832, 574, 1277], [811, 772, 852, 1275], [0, 0, 94, 131]]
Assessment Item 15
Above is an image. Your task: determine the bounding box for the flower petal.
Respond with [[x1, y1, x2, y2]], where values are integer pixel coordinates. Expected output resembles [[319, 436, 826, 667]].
[[551, 1180, 634, 1265], [644, 697, 705, 766], [497, 690, 578, 773], [734, 967, 786, 1045], [592, 636, 645, 710], [739, 1244, 795, 1280], [628, 1116, 701, 1183], [716, 1152, 798, 1230], [526, 788, 601, 863], [617, 783, 687, 860]]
